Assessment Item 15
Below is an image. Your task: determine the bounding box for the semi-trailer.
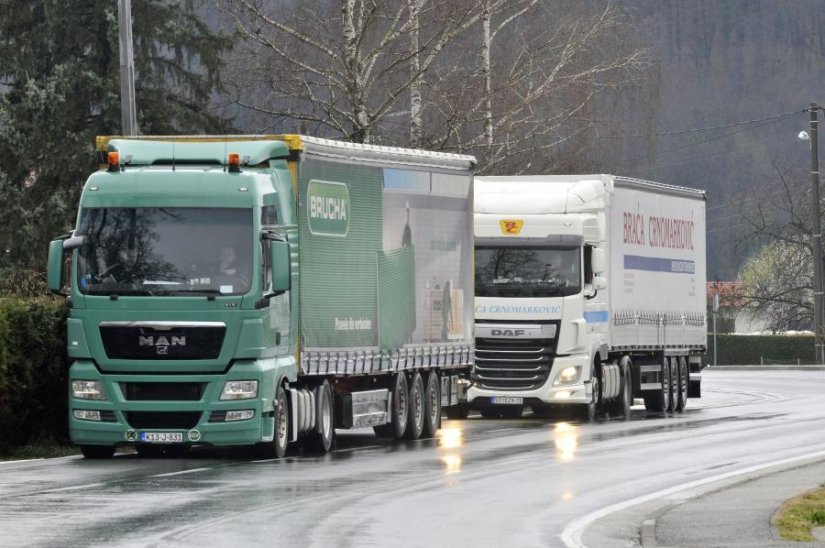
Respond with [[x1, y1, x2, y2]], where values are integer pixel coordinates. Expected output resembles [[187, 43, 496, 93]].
[[48, 135, 475, 458], [468, 175, 706, 420]]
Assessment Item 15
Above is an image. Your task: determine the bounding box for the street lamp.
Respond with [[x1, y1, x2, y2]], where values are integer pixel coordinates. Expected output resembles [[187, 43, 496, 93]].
[[799, 103, 824, 364]]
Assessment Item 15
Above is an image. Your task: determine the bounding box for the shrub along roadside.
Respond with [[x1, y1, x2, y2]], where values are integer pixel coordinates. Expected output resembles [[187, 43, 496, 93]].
[[0, 297, 70, 456], [706, 334, 816, 365]]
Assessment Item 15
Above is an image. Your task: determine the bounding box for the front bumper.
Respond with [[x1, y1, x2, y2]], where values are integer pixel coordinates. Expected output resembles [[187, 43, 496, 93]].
[[467, 353, 592, 406], [68, 360, 279, 447]]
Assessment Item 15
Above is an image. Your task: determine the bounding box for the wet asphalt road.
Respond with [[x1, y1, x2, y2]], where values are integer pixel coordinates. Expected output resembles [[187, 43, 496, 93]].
[[1, 369, 824, 548]]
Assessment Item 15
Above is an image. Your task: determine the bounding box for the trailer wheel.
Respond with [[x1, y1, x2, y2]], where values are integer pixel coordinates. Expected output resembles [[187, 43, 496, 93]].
[[373, 372, 409, 439], [676, 357, 688, 412], [421, 371, 441, 439], [305, 380, 335, 453], [667, 357, 678, 413], [404, 372, 425, 440], [80, 445, 115, 459], [643, 358, 669, 414]]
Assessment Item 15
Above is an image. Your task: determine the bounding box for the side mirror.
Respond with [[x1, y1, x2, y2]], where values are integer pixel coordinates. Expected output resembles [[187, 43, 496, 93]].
[[271, 240, 290, 293], [47, 239, 67, 295], [591, 247, 606, 273], [592, 276, 607, 291]]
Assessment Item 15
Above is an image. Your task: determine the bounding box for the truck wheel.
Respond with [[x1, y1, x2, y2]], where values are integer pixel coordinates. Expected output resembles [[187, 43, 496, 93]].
[[258, 385, 290, 458], [305, 380, 335, 453], [80, 445, 115, 459], [445, 404, 469, 420], [421, 370, 441, 439], [499, 405, 523, 419], [404, 372, 425, 440], [676, 357, 688, 412], [608, 358, 633, 419], [373, 372, 409, 439], [643, 358, 668, 413], [575, 375, 599, 423]]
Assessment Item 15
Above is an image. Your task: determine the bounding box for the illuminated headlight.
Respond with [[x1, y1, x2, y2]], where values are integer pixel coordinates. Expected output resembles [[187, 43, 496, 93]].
[[554, 366, 581, 386], [225, 410, 255, 422], [72, 380, 106, 400], [220, 380, 258, 400], [73, 409, 101, 421]]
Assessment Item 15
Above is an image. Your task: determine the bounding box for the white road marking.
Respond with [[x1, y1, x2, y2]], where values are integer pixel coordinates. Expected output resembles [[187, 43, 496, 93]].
[[151, 467, 211, 478], [560, 448, 825, 548]]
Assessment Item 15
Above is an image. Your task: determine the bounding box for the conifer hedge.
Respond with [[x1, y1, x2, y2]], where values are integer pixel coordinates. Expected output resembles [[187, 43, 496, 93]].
[[0, 298, 69, 455]]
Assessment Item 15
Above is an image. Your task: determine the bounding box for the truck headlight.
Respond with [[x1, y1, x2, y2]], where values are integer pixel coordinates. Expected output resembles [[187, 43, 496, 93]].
[[554, 366, 581, 386], [220, 380, 258, 400], [72, 380, 107, 400]]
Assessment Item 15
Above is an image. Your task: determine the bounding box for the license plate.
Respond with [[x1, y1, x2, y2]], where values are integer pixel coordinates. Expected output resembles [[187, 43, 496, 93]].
[[141, 432, 183, 443], [491, 396, 523, 405]]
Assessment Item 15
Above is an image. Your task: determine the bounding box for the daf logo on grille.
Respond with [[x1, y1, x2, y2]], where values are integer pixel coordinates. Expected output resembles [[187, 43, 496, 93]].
[[139, 335, 186, 355], [491, 329, 526, 337]]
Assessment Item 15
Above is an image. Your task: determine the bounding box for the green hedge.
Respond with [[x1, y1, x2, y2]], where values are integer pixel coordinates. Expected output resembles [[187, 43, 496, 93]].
[[707, 334, 816, 365], [0, 298, 69, 455]]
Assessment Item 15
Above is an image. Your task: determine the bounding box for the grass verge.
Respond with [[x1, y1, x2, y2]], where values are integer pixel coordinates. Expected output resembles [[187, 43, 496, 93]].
[[775, 484, 825, 541], [0, 442, 79, 461]]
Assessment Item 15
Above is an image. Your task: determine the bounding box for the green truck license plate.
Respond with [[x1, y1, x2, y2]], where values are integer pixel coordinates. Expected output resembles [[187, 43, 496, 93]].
[[491, 396, 523, 405], [141, 432, 183, 443]]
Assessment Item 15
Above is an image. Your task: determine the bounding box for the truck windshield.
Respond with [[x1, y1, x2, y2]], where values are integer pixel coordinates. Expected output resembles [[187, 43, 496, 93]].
[[75, 207, 253, 296], [475, 246, 581, 297]]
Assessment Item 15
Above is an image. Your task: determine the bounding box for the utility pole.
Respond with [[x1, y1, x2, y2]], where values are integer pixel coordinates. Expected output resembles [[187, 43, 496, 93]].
[[118, 0, 138, 135], [810, 104, 823, 364]]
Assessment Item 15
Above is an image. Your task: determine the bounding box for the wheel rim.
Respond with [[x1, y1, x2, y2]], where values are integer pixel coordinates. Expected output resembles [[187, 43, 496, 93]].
[[321, 389, 332, 440], [680, 357, 688, 407], [276, 395, 288, 447], [428, 377, 439, 426], [397, 378, 408, 427], [590, 376, 599, 418], [413, 381, 423, 428], [662, 360, 670, 410]]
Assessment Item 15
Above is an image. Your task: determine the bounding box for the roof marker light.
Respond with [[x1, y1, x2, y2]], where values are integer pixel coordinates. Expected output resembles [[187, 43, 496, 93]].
[[228, 152, 241, 173], [107, 151, 120, 172]]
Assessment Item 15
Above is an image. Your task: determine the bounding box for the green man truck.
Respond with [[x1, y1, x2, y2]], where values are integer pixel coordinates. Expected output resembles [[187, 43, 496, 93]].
[[48, 135, 475, 458]]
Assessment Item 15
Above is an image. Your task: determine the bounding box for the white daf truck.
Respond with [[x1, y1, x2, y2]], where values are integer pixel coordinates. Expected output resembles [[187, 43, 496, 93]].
[[468, 175, 706, 421]]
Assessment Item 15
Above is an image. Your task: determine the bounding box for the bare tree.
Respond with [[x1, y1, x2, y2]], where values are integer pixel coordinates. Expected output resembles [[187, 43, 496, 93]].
[[734, 158, 817, 331]]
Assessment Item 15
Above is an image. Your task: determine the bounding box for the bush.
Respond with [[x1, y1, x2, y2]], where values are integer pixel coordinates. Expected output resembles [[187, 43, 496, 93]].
[[0, 297, 69, 455], [707, 334, 816, 365]]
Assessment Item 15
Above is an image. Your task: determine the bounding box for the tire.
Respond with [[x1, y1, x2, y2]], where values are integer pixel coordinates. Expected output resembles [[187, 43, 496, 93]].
[[444, 404, 469, 420], [575, 375, 598, 423], [480, 408, 499, 419], [404, 372, 425, 440], [421, 371, 441, 439], [676, 356, 688, 412], [608, 358, 633, 419], [667, 357, 678, 413], [259, 384, 290, 458], [304, 380, 335, 453], [688, 378, 702, 398], [499, 405, 523, 419], [80, 445, 115, 459], [373, 372, 409, 439], [643, 358, 669, 414]]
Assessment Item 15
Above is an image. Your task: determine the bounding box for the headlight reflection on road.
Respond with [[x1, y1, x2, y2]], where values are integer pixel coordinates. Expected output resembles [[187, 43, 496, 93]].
[[438, 425, 464, 475], [552, 421, 579, 462]]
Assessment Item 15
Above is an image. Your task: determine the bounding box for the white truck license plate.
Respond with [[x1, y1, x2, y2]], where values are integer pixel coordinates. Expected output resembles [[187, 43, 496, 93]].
[[141, 432, 183, 443], [491, 396, 523, 405]]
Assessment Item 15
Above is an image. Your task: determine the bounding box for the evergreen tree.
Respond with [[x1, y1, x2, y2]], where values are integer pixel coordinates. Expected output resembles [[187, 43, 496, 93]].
[[0, 0, 233, 272]]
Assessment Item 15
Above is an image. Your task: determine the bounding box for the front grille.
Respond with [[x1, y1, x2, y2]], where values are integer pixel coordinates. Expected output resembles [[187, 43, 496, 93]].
[[100, 410, 117, 422], [100, 324, 225, 360], [474, 337, 555, 390], [120, 382, 206, 401], [124, 411, 202, 430]]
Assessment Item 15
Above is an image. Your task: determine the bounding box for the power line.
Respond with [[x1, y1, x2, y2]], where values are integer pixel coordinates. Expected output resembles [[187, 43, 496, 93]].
[[630, 109, 807, 138]]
